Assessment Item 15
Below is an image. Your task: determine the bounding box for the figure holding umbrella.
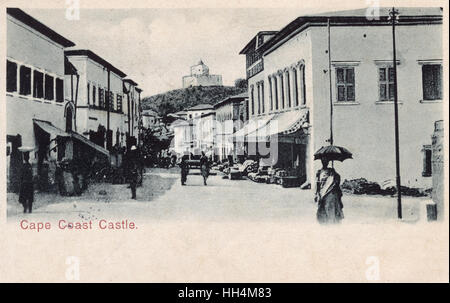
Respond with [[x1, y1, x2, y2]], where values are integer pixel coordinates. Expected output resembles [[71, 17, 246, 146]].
[[314, 145, 352, 224], [313, 20, 352, 224]]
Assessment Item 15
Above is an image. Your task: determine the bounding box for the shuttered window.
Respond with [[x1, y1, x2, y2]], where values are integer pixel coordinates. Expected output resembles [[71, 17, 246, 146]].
[[422, 64, 442, 101]]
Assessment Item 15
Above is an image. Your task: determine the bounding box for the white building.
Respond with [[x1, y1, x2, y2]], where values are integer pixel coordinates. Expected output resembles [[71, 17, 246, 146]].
[[238, 7, 443, 189], [182, 60, 223, 88], [170, 119, 192, 156], [142, 109, 161, 129], [6, 8, 75, 192], [65, 49, 128, 150]]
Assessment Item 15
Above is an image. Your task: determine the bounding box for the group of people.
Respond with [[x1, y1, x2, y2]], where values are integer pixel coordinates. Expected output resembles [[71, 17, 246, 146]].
[[18, 146, 344, 224], [178, 151, 210, 186]]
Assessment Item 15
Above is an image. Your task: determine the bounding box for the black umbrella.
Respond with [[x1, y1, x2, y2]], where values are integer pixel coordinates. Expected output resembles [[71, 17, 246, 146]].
[[314, 145, 352, 162]]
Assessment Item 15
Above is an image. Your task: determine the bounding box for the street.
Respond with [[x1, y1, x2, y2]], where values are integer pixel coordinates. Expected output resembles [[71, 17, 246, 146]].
[[7, 168, 427, 224]]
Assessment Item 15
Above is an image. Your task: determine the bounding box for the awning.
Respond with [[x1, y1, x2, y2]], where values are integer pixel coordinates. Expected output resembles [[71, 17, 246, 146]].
[[71, 132, 110, 158], [247, 108, 309, 142], [33, 119, 70, 137], [232, 114, 274, 141]]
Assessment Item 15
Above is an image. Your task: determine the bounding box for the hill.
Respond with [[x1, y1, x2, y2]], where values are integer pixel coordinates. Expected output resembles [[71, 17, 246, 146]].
[[141, 85, 247, 117]]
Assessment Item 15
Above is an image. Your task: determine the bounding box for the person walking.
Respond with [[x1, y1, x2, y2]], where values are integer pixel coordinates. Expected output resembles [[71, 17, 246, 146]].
[[128, 145, 139, 199], [178, 152, 189, 186], [19, 151, 34, 213], [200, 151, 210, 186], [314, 158, 344, 224]]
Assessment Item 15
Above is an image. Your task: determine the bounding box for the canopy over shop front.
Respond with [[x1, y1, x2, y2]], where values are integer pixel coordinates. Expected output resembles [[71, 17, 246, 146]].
[[71, 132, 110, 158], [232, 114, 274, 142], [233, 108, 309, 142], [33, 119, 71, 138]]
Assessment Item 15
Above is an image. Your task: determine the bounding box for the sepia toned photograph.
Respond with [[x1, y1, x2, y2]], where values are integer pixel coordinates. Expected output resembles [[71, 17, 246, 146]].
[[0, 0, 448, 283]]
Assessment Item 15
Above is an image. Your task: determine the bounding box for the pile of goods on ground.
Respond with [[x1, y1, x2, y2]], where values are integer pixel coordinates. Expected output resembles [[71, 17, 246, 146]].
[[341, 178, 429, 197]]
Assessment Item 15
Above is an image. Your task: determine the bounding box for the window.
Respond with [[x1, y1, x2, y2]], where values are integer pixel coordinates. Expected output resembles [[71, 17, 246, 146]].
[[378, 66, 395, 101], [33, 70, 44, 99], [285, 71, 291, 108], [92, 86, 96, 106], [110, 91, 115, 111], [19, 66, 31, 96], [117, 94, 123, 112], [251, 85, 255, 115], [106, 91, 114, 111], [274, 76, 279, 110], [280, 73, 285, 109], [268, 77, 273, 111], [87, 83, 90, 105], [99, 88, 105, 108], [422, 145, 432, 177], [7, 60, 17, 93], [336, 67, 355, 102], [422, 64, 442, 101], [55, 78, 64, 102], [261, 81, 265, 113], [301, 66, 306, 105], [293, 68, 299, 106], [44, 74, 54, 100], [257, 83, 261, 115]]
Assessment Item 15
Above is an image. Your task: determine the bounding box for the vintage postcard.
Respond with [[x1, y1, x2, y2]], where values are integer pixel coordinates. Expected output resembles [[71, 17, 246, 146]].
[[0, 0, 448, 283]]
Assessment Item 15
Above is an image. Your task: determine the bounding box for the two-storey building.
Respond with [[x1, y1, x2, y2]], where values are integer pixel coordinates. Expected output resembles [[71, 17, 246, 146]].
[[238, 7, 443, 189], [6, 8, 75, 192]]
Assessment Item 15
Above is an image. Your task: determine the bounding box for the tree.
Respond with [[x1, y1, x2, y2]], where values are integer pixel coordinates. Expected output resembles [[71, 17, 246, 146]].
[[234, 78, 248, 89]]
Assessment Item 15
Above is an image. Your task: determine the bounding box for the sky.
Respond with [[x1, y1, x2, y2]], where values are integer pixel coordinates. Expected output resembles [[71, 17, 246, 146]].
[[24, 6, 367, 97]]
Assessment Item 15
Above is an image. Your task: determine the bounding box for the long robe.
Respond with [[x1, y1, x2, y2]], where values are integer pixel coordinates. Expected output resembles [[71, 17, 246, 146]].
[[19, 162, 34, 204], [315, 168, 344, 224], [200, 156, 209, 181]]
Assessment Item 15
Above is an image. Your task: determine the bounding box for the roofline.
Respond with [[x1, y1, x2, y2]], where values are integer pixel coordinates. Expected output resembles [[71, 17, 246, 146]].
[[260, 14, 443, 56], [187, 105, 214, 111], [7, 8, 75, 47], [65, 49, 127, 78], [123, 78, 139, 86], [214, 95, 248, 108], [200, 112, 216, 118], [239, 31, 278, 55]]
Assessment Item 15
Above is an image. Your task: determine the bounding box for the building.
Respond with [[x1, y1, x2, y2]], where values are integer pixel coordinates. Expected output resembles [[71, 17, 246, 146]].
[[194, 111, 216, 157], [142, 109, 162, 129], [214, 93, 248, 161], [238, 7, 443, 189], [182, 59, 223, 88], [65, 49, 128, 151], [6, 8, 76, 192], [185, 103, 215, 120], [123, 79, 142, 147], [169, 118, 192, 156]]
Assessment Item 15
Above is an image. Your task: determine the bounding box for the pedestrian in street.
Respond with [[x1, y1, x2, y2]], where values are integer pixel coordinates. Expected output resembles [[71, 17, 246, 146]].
[[128, 145, 139, 199], [314, 158, 344, 224], [178, 152, 189, 186], [19, 150, 34, 213], [200, 151, 210, 186]]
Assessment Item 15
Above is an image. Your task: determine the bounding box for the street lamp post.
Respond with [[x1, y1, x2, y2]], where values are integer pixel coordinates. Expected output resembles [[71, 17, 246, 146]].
[[389, 7, 402, 219]]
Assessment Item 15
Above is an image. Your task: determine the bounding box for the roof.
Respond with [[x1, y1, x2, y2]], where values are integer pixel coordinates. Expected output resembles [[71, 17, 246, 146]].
[[214, 92, 248, 108], [123, 79, 139, 86], [239, 31, 278, 54], [200, 112, 216, 118], [187, 104, 214, 111], [142, 109, 160, 117], [65, 49, 126, 78], [259, 7, 443, 56], [64, 57, 78, 75], [7, 8, 75, 47], [170, 119, 191, 128]]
